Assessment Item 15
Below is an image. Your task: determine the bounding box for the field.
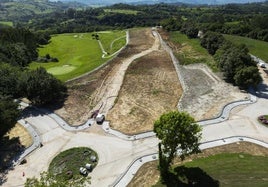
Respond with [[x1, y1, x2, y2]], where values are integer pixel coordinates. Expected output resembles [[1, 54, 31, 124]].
[[104, 9, 139, 15], [224, 34, 268, 62], [0, 21, 13, 27], [128, 142, 268, 187], [30, 31, 126, 81], [167, 31, 217, 71], [181, 153, 268, 187]]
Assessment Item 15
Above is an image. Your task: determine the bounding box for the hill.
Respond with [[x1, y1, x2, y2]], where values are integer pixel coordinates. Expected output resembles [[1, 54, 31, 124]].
[[55, 0, 267, 6], [0, 0, 85, 22]]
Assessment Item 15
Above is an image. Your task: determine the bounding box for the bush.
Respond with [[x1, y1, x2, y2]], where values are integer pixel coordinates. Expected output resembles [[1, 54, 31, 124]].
[[258, 115, 268, 125]]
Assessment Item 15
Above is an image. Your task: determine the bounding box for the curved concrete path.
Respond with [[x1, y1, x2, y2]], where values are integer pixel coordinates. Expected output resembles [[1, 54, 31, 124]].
[[15, 120, 41, 165]]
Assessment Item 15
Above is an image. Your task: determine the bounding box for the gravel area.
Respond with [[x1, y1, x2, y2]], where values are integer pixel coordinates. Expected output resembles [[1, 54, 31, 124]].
[[178, 63, 248, 121]]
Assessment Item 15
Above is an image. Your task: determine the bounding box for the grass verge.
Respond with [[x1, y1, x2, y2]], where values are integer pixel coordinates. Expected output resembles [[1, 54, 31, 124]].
[[169, 31, 218, 71]]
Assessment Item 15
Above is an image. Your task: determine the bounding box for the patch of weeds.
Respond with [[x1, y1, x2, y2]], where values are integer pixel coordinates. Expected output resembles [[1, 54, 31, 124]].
[[152, 89, 161, 96], [129, 107, 136, 115], [49, 147, 98, 181], [114, 96, 119, 105]]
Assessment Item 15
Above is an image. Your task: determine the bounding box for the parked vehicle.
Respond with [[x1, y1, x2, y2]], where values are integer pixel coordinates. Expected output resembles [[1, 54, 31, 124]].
[[96, 113, 105, 124], [259, 62, 266, 68], [79, 167, 87, 175]]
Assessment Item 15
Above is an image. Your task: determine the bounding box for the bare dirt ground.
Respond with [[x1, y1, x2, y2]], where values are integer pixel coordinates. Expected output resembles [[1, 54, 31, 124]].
[[128, 142, 268, 187], [54, 27, 247, 130], [107, 50, 182, 134], [54, 28, 156, 125]]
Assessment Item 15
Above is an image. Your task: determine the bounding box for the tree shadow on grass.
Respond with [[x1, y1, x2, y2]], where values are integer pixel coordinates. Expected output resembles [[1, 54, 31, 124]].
[[162, 166, 219, 187], [0, 136, 26, 185]]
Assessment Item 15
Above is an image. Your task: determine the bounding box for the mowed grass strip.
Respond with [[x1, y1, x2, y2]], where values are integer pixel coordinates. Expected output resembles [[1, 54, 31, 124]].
[[154, 153, 268, 187], [169, 31, 217, 71], [224, 34, 268, 62], [183, 153, 268, 187], [30, 31, 126, 81]]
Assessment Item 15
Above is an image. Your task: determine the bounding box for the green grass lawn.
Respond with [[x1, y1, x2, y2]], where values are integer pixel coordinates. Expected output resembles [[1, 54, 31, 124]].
[[155, 153, 268, 187], [0, 21, 13, 27], [30, 31, 126, 81], [224, 34, 268, 62], [49, 147, 98, 180], [97, 31, 126, 54], [169, 31, 217, 71], [104, 9, 139, 15]]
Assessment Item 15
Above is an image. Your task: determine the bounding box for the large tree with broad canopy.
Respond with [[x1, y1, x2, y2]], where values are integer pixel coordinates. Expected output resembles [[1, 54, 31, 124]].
[[154, 111, 202, 181]]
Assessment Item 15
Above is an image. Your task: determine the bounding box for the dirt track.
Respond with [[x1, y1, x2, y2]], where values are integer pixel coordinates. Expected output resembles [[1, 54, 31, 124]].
[[55, 27, 247, 133], [54, 28, 157, 125]]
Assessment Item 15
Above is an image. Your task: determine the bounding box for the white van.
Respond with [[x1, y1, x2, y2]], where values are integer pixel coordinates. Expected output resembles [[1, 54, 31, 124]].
[[96, 114, 105, 124]]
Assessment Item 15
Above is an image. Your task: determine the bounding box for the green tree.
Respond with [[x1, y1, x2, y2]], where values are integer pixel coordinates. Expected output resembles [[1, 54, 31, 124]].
[[160, 17, 181, 31], [200, 31, 225, 55], [218, 49, 244, 82], [25, 171, 90, 187], [181, 22, 199, 39], [0, 95, 20, 137], [234, 66, 262, 89], [215, 42, 260, 87], [22, 67, 67, 105], [154, 111, 202, 181], [0, 63, 21, 98]]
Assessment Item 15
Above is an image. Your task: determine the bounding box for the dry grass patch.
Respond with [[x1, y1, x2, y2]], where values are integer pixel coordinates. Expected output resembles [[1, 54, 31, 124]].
[[7, 123, 32, 148], [107, 50, 182, 134]]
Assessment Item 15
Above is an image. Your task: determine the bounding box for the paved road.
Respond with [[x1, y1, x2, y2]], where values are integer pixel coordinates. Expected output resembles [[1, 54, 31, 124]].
[[4, 30, 268, 187]]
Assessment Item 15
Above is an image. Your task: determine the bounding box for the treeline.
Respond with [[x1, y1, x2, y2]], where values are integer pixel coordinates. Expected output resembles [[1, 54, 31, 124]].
[[201, 32, 262, 88], [0, 0, 85, 22], [161, 16, 262, 89], [28, 4, 174, 34], [0, 27, 66, 138], [19, 1, 268, 41], [198, 14, 268, 42], [0, 27, 50, 66]]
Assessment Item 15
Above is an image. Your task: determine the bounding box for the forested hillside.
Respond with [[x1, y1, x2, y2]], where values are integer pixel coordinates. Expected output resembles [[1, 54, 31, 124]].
[[5, 1, 265, 42], [0, 27, 66, 138], [0, 0, 85, 23]]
